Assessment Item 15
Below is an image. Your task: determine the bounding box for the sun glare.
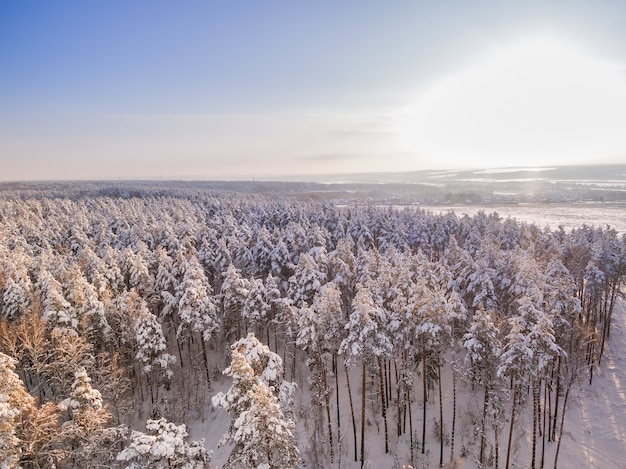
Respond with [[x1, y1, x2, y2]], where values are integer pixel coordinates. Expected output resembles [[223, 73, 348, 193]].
[[395, 33, 626, 168]]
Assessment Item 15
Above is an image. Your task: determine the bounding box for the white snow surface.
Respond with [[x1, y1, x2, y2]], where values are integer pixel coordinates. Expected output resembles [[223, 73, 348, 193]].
[[555, 298, 626, 469]]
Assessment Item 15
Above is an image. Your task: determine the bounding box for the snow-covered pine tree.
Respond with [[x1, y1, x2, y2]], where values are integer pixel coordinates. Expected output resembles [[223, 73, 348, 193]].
[[226, 382, 300, 469], [59, 368, 124, 467], [0, 352, 36, 468], [220, 264, 250, 341], [241, 278, 269, 338], [296, 282, 344, 464], [288, 252, 325, 308], [175, 255, 220, 386], [339, 283, 392, 467], [38, 270, 79, 336], [463, 308, 502, 466], [134, 299, 175, 405], [213, 333, 298, 467], [497, 311, 534, 469], [2, 277, 30, 320], [117, 417, 210, 469]]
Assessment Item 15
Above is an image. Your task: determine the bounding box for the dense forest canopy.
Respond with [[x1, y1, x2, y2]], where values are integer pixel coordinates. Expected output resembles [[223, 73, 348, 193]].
[[0, 187, 624, 468]]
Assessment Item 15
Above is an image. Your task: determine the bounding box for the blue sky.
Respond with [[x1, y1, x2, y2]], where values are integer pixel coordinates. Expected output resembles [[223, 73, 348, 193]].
[[2, 1, 626, 180]]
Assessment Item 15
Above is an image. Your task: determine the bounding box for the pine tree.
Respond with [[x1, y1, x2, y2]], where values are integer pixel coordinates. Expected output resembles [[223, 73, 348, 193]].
[[220, 264, 250, 341], [288, 252, 325, 308], [463, 308, 502, 466], [134, 300, 175, 405], [175, 256, 220, 384], [241, 278, 269, 337], [117, 417, 209, 469], [38, 270, 79, 336], [339, 284, 392, 467], [213, 333, 298, 468], [0, 352, 35, 468], [59, 368, 124, 467], [227, 382, 300, 469], [2, 277, 30, 320]]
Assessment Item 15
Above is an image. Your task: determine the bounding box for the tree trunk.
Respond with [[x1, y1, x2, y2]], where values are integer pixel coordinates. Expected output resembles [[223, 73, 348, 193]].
[[438, 360, 444, 468], [320, 353, 334, 463], [450, 364, 457, 464], [345, 362, 358, 462], [480, 384, 489, 466], [541, 379, 548, 468], [335, 354, 342, 467], [495, 418, 500, 469], [176, 335, 185, 369], [361, 361, 366, 468], [553, 382, 572, 469], [409, 389, 415, 468], [378, 357, 389, 453], [551, 356, 561, 441], [422, 353, 427, 454], [505, 387, 518, 469], [200, 336, 211, 390], [532, 381, 538, 469]]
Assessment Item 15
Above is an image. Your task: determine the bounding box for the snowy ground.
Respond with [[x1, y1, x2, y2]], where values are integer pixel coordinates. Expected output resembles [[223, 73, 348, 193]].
[[555, 299, 626, 469], [195, 298, 626, 469]]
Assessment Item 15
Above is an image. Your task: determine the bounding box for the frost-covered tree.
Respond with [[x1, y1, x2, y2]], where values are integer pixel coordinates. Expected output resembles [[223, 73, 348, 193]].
[[0, 352, 35, 468], [328, 236, 357, 316], [226, 382, 300, 469], [296, 282, 344, 464], [463, 308, 502, 466], [175, 256, 220, 385], [220, 264, 250, 341], [251, 226, 275, 278], [59, 368, 124, 467], [339, 284, 392, 466], [2, 277, 31, 320], [134, 301, 175, 405], [213, 333, 297, 467], [270, 236, 294, 284], [79, 280, 111, 350], [288, 252, 325, 308], [496, 297, 564, 469], [241, 278, 269, 338], [405, 270, 454, 461], [117, 417, 209, 469], [38, 270, 79, 336]]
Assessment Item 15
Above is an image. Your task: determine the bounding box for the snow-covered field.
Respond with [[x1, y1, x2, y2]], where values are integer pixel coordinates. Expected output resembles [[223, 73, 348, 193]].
[[419, 203, 626, 234]]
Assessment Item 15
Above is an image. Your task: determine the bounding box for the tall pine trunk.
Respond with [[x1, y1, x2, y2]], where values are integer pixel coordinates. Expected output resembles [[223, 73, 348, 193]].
[[409, 389, 415, 468], [378, 357, 389, 453], [361, 361, 366, 468], [532, 380, 538, 469], [505, 387, 518, 469], [551, 356, 561, 441], [541, 379, 548, 468], [438, 360, 444, 468], [480, 384, 489, 466], [553, 381, 572, 469], [345, 362, 358, 462], [319, 352, 334, 463], [422, 351, 428, 454], [450, 364, 457, 464], [200, 336, 211, 390], [335, 354, 342, 467]]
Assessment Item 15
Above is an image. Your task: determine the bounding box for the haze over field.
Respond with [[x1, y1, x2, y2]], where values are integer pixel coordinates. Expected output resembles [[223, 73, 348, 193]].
[[2, 1, 626, 181]]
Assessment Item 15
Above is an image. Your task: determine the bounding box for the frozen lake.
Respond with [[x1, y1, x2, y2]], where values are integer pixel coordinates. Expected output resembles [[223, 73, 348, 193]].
[[417, 202, 626, 234]]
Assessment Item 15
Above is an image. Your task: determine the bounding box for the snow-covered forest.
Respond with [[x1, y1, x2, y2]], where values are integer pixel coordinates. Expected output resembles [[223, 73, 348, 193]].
[[0, 188, 624, 468]]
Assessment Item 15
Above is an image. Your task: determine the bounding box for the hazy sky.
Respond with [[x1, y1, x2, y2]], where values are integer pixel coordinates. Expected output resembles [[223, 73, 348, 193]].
[[2, 1, 626, 181]]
